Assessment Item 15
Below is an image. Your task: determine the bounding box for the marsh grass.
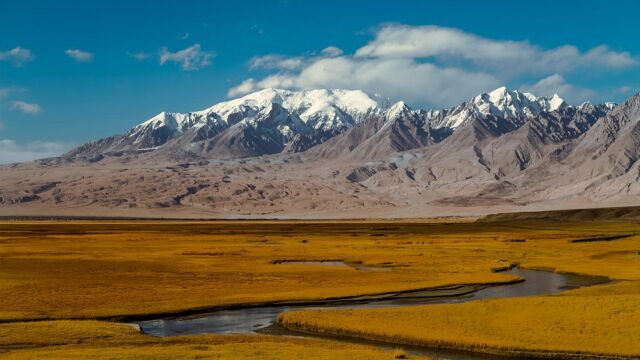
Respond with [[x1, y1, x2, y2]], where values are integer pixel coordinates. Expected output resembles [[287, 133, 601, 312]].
[[279, 291, 640, 357], [0, 320, 427, 359], [2, 219, 640, 358]]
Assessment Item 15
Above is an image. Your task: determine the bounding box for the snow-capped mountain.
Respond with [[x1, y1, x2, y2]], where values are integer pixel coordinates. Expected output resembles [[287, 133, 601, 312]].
[[65, 86, 613, 161], [304, 86, 583, 162], [12, 87, 640, 218], [306, 89, 615, 162], [68, 88, 391, 158], [428, 86, 568, 129], [127, 88, 389, 147], [208, 88, 389, 131], [123, 111, 227, 149]]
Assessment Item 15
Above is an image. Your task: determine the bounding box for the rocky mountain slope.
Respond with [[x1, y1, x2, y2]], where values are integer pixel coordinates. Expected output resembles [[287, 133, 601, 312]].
[[2, 86, 639, 219], [64, 87, 577, 162], [66, 89, 390, 160]]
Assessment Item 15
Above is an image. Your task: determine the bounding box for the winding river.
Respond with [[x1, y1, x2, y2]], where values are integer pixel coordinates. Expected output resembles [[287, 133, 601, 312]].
[[137, 267, 609, 360]]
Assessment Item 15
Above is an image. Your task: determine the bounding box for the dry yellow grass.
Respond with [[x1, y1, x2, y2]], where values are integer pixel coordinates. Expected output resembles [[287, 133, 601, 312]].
[[2, 219, 640, 358], [0, 220, 532, 320], [268, 220, 640, 358], [0, 320, 427, 359], [280, 293, 640, 357], [2, 219, 640, 321]]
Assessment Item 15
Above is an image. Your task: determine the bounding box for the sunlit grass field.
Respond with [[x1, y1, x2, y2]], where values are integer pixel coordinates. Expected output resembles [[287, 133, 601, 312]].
[[0, 220, 528, 321], [1, 219, 639, 358], [275, 221, 640, 358], [280, 290, 640, 357], [0, 320, 424, 359]]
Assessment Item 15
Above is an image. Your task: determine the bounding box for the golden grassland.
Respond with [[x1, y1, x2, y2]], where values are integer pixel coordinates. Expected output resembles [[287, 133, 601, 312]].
[[0, 320, 425, 359], [2, 219, 640, 358], [280, 292, 640, 357], [0, 220, 535, 321], [274, 221, 640, 358]]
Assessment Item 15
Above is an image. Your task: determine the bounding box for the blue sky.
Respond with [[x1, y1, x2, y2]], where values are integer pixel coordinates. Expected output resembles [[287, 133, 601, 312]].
[[1, 0, 640, 162]]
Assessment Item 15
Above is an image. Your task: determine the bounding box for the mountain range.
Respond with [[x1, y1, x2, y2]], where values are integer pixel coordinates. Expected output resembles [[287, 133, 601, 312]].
[[65, 87, 587, 161], [1, 86, 637, 219]]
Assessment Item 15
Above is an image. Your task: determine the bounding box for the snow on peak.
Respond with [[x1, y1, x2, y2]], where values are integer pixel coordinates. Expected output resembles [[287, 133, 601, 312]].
[[484, 86, 565, 110], [487, 86, 509, 104], [385, 101, 411, 119], [578, 101, 594, 111], [126, 88, 393, 146], [125, 86, 614, 151], [432, 86, 569, 129], [213, 88, 288, 109], [578, 101, 617, 113], [548, 94, 566, 111], [138, 112, 185, 131], [204, 88, 389, 130]]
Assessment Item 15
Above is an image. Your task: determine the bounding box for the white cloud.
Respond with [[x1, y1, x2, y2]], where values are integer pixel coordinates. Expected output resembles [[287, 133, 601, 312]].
[[321, 46, 343, 57], [617, 85, 634, 94], [229, 24, 637, 107], [248, 48, 343, 72], [228, 78, 258, 97], [249, 54, 304, 70], [159, 44, 214, 71], [230, 56, 499, 106], [127, 52, 150, 61], [0, 47, 34, 66], [583, 45, 637, 68], [65, 49, 94, 62], [181, 32, 190, 40], [355, 25, 637, 75], [9, 100, 42, 115], [0, 139, 73, 164], [522, 74, 595, 104]]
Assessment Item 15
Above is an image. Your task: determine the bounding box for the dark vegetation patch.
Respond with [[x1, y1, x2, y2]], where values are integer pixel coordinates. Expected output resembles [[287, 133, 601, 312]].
[[480, 205, 640, 222], [270, 259, 343, 264], [569, 234, 635, 243]]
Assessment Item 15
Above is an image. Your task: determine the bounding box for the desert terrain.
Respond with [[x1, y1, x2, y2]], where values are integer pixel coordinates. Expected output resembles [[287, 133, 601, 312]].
[[3, 89, 640, 220]]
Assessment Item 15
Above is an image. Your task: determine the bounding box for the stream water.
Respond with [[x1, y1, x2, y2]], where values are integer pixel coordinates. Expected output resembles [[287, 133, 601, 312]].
[[137, 267, 609, 359]]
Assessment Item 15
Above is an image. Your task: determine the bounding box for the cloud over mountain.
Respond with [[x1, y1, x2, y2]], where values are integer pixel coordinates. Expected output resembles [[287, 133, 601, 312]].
[[355, 25, 636, 73], [522, 74, 595, 105], [229, 24, 638, 108]]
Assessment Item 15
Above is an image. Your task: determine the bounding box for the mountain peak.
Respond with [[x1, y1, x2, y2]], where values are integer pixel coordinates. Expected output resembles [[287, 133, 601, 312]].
[[482, 86, 566, 109], [578, 101, 595, 111], [487, 86, 510, 103], [548, 94, 566, 111], [608, 92, 640, 118], [211, 88, 386, 115], [386, 101, 411, 119], [66, 86, 619, 163], [432, 86, 569, 129], [138, 111, 186, 131]]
